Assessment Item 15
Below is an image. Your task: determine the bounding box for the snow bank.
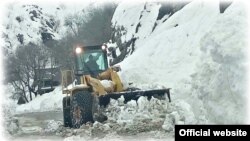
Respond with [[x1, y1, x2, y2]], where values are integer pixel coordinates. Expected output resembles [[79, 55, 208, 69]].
[[16, 86, 64, 114], [2, 84, 17, 116], [119, 0, 219, 88], [63, 134, 173, 141], [44, 120, 63, 133], [64, 136, 82, 141], [115, 0, 247, 124], [187, 1, 248, 123], [2, 84, 21, 136], [105, 96, 195, 133]]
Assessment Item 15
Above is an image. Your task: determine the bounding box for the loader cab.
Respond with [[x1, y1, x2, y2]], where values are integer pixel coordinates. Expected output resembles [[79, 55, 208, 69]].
[[74, 45, 109, 78]]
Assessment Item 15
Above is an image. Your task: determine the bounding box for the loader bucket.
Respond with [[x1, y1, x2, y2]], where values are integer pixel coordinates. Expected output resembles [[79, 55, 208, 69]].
[[99, 88, 171, 107]]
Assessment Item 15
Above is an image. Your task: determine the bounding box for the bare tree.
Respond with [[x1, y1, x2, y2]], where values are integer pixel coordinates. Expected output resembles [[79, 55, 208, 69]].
[[63, 3, 117, 45], [7, 43, 49, 102], [51, 3, 117, 70], [6, 55, 29, 103]]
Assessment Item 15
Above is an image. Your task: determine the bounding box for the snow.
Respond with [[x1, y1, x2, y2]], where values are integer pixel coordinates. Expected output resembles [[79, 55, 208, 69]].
[[115, 0, 247, 124], [111, 2, 161, 54], [107, 96, 169, 129], [187, 1, 248, 123], [1, 0, 248, 140], [64, 136, 81, 141], [119, 0, 219, 88], [112, 2, 161, 41], [63, 135, 173, 141], [2, 84, 17, 116], [15, 86, 64, 114], [3, 4, 57, 50], [44, 120, 63, 133], [2, 85, 20, 137], [112, 2, 144, 43], [1, 1, 94, 52], [100, 80, 114, 88]]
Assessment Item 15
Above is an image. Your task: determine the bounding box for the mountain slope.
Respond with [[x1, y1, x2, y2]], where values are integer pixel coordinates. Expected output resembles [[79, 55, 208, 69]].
[[2, 2, 86, 54]]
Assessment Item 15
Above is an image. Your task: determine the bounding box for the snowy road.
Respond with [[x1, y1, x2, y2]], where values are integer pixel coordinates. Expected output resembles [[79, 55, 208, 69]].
[[10, 111, 64, 140], [9, 111, 174, 141], [14, 111, 63, 132]]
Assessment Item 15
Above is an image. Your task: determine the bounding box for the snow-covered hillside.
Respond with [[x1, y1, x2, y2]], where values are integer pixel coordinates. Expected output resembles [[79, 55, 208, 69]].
[[2, 2, 90, 53], [108, 0, 248, 124]]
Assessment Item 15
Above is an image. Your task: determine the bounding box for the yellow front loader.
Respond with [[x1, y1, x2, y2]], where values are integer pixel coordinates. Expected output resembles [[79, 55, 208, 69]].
[[61, 45, 171, 128]]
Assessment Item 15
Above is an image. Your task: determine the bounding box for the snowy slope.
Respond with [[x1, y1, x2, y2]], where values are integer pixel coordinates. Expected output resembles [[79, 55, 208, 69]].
[[112, 2, 160, 44], [114, 0, 248, 124], [3, 4, 59, 51], [2, 2, 88, 53]]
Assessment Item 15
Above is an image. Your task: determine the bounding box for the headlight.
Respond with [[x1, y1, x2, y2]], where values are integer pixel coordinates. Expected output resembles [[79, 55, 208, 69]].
[[75, 47, 82, 54], [101, 45, 106, 50]]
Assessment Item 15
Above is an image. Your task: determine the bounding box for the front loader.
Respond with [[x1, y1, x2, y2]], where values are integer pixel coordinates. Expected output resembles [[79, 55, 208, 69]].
[[61, 45, 171, 128]]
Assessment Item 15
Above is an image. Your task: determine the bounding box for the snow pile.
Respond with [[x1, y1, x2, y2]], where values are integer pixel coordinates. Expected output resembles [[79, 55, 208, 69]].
[[5, 117, 20, 135], [64, 136, 82, 141], [100, 80, 114, 88], [100, 96, 194, 134], [16, 86, 64, 114], [55, 95, 194, 141], [63, 134, 173, 141], [105, 97, 167, 133], [187, 1, 248, 123], [57, 96, 179, 140], [2, 84, 17, 116], [44, 120, 63, 133], [2, 84, 21, 135], [114, 0, 247, 124], [118, 0, 219, 88]]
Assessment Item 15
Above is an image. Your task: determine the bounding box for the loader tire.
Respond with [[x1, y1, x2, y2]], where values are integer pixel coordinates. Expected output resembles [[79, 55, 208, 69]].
[[70, 91, 94, 128], [63, 96, 72, 127], [92, 95, 108, 122]]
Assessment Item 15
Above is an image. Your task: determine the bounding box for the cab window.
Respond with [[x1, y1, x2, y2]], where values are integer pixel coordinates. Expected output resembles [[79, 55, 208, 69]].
[[76, 50, 106, 72]]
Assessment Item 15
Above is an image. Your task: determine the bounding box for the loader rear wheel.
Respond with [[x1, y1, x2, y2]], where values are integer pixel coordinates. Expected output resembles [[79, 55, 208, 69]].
[[70, 91, 94, 128], [63, 96, 72, 127]]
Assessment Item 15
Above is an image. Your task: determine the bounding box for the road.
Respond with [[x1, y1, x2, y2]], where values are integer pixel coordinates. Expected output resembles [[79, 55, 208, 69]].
[[10, 111, 64, 141], [7, 111, 174, 141]]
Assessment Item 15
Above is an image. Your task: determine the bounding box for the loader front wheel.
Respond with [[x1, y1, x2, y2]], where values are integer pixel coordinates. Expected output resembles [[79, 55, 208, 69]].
[[92, 95, 108, 122], [63, 96, 72, 127], [70, 91, 94, 128]]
